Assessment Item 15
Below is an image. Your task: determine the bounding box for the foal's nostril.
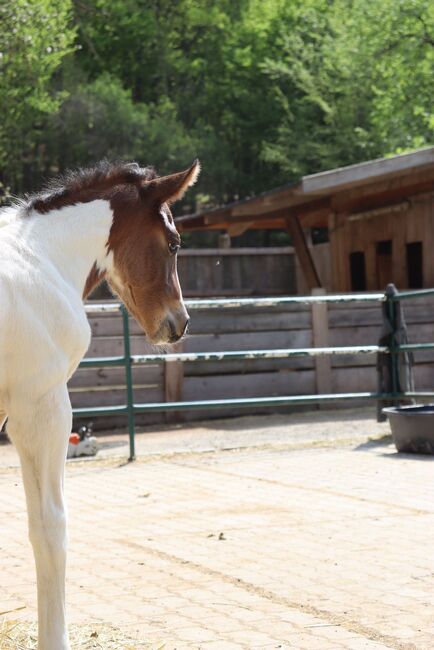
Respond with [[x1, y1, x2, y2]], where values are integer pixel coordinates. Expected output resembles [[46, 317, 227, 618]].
[[181, 318, 190, 337], [168, 320, 179, 343], [167, 317, 189, 343]]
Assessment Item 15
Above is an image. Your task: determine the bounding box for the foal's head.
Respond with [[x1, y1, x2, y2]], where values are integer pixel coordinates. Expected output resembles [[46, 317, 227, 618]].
[[105, 160, 200, 344]]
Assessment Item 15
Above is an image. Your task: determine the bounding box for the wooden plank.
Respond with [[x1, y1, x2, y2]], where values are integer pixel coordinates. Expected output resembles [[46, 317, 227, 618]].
[[182, 369, 316, 401], [178, 246, 295, 257], [69, 365, 163, 389], [85, 336, 162, 358], [391, 210, 407, 288], [88, 309, 312, 337], [311, 288, 331, 395], [413, 364, 434, 388], [89, 303, 312, 338], [422, 199, 434, 286], [178, 250, 296, 295], [296, 242, 331, 294], [333, 366, 377, 393], [69, 386, 163, 408], [189, 310, 311, 334], [286, 216, 321, 289], [328, 212, 340, 292], [331, 355, 376, 369], [184, 356, 314, 377], [406, 322, 434, 343], [184, 329, 312, 354], [329, 325, 380, 347], [183, 287, 297, 297], [164, 342, 184, 423], [329, 307, 382, 328]]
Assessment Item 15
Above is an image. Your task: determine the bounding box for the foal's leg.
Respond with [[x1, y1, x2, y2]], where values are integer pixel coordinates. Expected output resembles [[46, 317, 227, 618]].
[[8, 386, 72, 650]]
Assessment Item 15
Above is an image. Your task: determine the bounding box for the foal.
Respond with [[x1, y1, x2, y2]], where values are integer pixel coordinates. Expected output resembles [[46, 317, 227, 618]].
[[0, 159, 199, 649]]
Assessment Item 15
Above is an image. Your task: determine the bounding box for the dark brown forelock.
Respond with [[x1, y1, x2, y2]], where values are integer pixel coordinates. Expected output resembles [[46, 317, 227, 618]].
[[26, 160, 158, 215]]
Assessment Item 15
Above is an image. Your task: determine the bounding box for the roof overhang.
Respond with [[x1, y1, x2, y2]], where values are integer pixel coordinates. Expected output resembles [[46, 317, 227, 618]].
[[176, 147, 434, 233]]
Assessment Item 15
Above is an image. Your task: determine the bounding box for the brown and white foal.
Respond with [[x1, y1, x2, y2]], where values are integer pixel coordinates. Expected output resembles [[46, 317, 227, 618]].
[[0, 159, 199, 649]]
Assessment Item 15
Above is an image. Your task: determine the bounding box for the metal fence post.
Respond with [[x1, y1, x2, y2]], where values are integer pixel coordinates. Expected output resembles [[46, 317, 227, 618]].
[[121, 305, 136, 461], [385, 287, 400, 405]]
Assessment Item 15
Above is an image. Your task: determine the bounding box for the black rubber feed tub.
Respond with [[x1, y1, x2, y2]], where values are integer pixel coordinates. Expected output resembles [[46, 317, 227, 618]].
[[383, 404, 434, 454]]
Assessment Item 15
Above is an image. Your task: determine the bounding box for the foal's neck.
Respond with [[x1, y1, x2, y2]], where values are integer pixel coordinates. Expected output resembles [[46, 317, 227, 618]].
[[20, 199, 113, 298]]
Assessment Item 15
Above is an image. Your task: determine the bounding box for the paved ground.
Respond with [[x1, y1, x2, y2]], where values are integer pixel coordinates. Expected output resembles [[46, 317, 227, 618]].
[[1, 408, 434, 649]]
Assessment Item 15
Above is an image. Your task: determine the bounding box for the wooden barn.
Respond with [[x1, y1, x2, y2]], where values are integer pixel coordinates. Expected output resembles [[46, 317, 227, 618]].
[[176, 147, 434, 294]]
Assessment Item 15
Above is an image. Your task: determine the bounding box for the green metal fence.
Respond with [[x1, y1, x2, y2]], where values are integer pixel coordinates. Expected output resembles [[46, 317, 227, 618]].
[[74, 288, 434, 461]]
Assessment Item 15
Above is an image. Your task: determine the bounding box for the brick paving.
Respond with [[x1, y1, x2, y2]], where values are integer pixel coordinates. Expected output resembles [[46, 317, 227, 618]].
[[1, 413, 434, 649]]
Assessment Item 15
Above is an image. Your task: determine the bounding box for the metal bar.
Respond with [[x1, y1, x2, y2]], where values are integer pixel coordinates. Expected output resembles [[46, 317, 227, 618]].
[[84, 293, 385, 314], [131, 392, 401, 413], [73, 405, 129, 417], [391, 288, 434, 301], [385, 291, 399, 404], [71, 391, 434, 419], [131, 345, 388, 365], [184, 294, 385, 308], [397, 343, 434, 353], [121, 306, 136, 461], [79, 355, 126, 368]]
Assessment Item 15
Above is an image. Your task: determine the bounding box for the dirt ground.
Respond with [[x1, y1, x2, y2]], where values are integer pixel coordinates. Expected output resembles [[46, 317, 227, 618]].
[[1, 408, 433, 649]]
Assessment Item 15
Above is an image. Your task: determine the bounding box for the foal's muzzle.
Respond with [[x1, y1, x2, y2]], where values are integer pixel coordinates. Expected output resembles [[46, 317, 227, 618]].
[[168, 316, 189, 343]]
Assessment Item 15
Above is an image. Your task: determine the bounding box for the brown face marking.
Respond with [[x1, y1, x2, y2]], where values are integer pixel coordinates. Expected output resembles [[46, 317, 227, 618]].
[[25, 159, 199, 343], [103, 162, 199, 342], [106, 190, 185, 340]]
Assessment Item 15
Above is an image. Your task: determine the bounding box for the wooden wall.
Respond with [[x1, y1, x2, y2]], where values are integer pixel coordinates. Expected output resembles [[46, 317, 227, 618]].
[[70, 296, 434, 431], [89, 247, 298, 300], [177, 247, 296, 296], [296, 241, 331, 294], [329, 192, 434, 292]]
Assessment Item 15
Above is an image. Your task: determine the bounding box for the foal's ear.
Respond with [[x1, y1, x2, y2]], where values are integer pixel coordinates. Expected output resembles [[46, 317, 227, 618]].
[[142, 160, 201, 205]]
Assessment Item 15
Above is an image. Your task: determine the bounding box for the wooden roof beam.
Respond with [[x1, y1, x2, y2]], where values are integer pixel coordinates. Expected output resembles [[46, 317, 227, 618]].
[[285, 216, 321, 290]]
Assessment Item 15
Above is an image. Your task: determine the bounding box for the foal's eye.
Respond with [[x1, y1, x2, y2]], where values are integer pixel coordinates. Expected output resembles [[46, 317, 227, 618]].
[[168, 242, 180, 255]]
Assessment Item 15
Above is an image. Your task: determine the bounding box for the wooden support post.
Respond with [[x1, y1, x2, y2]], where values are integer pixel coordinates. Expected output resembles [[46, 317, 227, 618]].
[[311, 288, 332, 399], [164, 341, 184, 423], [218, 232, 231, 248], [286, 216, 321, 290]]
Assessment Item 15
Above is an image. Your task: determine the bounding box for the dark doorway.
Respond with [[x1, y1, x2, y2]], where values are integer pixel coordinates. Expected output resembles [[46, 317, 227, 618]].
[[376, 240, 392, 288], [406, 241, 423, 288], [350, 251, 367, 291]]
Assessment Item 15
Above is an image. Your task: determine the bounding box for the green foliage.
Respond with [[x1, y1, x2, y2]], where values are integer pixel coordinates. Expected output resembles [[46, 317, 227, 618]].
[[42, 74, 196, 175], [1, 0, 434, 211], [0, 0, 75, 190], [261, 0, 434, 174]]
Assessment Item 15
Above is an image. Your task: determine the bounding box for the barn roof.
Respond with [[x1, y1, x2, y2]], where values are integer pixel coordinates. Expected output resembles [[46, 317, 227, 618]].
[[176, 147, 434, 235]]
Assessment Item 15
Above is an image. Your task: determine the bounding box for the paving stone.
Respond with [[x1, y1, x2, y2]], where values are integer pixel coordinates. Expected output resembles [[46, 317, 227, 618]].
[[0, 412, 433, 648]]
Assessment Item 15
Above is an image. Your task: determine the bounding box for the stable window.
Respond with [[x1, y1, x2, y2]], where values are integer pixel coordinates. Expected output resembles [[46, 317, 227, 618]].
[[376, 239, 392, 288], [406, 241, 423, 288], [350, 251, 366, 291]]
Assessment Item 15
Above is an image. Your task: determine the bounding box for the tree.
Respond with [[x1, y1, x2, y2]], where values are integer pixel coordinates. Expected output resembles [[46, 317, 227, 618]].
[[261, 0, 434, 177], [41, 74, 197, 179], [0, 0, 75, 191]]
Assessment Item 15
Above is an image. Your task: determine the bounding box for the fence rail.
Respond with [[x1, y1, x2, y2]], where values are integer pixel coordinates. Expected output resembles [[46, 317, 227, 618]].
[[75, 289, 434, 460]]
